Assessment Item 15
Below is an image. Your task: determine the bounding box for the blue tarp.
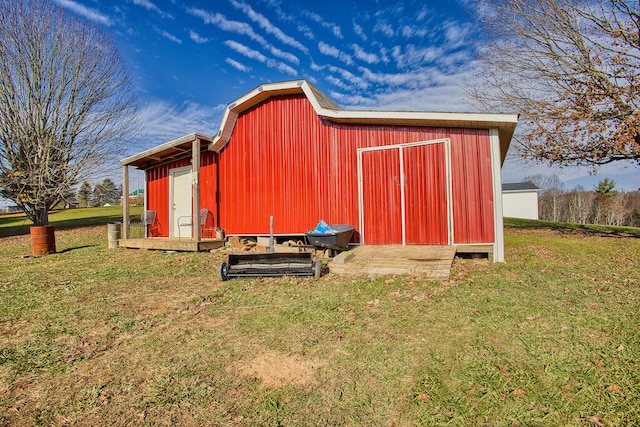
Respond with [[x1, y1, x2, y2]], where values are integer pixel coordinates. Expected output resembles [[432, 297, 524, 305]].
[[310, 219, 332, 234]]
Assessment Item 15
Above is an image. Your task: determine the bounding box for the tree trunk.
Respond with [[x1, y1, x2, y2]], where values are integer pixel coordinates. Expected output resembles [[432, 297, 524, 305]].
[[33, 208, 49, 226]]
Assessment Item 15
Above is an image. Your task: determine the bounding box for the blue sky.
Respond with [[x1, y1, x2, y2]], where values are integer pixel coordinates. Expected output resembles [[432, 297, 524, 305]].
[[53, 0, 638, 192]]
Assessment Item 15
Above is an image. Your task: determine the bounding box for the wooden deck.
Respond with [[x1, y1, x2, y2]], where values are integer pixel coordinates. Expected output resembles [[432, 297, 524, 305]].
[[329, 245, 457, 280], [118, 238, 225, 252], [328, 244, 494, 279]]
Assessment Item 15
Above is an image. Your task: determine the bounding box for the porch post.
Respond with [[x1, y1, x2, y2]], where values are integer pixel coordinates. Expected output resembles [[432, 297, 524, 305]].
[[122, 165, 130, 239], [192, 136, 201, 241]]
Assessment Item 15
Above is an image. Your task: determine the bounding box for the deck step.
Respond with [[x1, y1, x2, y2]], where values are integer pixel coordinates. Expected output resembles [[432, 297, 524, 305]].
[[119, 238, 225, 252]]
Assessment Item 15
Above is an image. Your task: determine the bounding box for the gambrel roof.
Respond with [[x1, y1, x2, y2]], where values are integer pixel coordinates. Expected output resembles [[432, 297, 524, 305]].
[[208, 80, 518, 162], [122, 80, 519, 169]]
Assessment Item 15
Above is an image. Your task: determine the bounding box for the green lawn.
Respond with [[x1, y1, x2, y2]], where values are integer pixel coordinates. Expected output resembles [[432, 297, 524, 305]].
[[0, 212, 638, 426], [0, 206, 143, 238]]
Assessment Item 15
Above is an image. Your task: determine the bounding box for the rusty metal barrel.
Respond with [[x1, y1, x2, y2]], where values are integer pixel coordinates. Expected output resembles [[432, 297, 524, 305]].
[[30, 225, 56, 256], [107, 222, 121, 249]]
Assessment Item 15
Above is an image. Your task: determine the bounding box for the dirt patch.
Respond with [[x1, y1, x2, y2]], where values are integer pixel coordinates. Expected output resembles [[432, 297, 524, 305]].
[[230, 350, 326, 389]]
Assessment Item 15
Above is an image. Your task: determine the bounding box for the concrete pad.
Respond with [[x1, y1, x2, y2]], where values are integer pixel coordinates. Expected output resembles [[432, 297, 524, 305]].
[[332, 250, 355, 265], [329, 245, 456, 280]]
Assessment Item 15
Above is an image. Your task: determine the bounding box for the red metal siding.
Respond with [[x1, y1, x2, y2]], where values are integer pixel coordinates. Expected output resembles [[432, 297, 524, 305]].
[[450, 130, 494, 243], [360, 143, 448, 245], [218, 96, 323, 235], [216, 94, 496, 244], [403, 143, 449, 244], [200, 151, 219, 230], [144, 152, 218, 237], [361, 149, 402, 244]]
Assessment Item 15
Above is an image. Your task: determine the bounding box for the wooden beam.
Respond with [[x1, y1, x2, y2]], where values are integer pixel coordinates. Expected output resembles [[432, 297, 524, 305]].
[[122, 165, 130, 239], [192, 136, 201, 241], [118, 238, 224, 252]]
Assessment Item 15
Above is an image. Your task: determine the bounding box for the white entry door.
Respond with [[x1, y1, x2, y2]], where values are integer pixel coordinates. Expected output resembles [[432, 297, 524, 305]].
[[170, 166, 192, 238]]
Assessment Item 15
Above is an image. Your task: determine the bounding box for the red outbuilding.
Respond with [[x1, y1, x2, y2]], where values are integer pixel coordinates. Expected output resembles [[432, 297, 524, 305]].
[[121, 80, 518, 261]]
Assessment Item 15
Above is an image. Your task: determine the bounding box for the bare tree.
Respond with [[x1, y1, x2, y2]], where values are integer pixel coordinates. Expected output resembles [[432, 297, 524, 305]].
[[567, 185, 595, 224], [607, 192, 631, 225], [0, 0, 137, 226], [523, 173, 563, 193], [469, 0, 640, 168], [524, 174, 566, 221]]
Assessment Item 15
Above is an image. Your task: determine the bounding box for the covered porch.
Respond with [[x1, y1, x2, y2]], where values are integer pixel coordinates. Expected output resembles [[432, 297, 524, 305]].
[[120, 133, 225, 252]]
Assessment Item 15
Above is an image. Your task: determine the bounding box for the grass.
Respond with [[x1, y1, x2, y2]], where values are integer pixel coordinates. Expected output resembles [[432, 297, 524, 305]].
[[504, 216, 640, 237], [0, 206, 143, 238], [0, 210, 639, 426]]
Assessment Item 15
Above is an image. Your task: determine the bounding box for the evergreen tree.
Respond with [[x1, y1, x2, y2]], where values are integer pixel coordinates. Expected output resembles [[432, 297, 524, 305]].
[[77, 181, 93, 208], [595, 178, 618, 196], [93, 179, 120, 206]]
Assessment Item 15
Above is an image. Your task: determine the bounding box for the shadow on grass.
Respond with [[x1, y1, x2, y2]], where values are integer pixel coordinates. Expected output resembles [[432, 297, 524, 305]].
[[505, 217, 640, 238], [57, 245, 99, 254], [0, 207, 140, 239], [0, 219, 123, 239]]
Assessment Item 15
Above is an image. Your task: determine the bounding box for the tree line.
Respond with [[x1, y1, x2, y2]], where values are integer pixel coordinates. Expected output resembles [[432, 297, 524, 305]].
[[76, 179, 121, 208], [526, 175, 640, 227]]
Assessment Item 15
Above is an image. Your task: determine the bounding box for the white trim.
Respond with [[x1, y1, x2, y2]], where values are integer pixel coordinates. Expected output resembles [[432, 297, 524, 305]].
[[357, 138, 451, 152], [399, 147, 406, 245], [143, 170, 149, 238], [322, 108, 518, 124], [169, 166, 192, 238], [357, 138, 452, 245], [445, 142, 453, 245], [489, 129, 505, 262], [357, 150, 365, 243], [121, 132, 212, 166], [207, 80, 518, 154]]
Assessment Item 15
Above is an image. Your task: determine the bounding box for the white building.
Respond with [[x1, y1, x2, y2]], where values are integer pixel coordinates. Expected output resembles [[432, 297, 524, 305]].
[[502, 182, 539, 219]]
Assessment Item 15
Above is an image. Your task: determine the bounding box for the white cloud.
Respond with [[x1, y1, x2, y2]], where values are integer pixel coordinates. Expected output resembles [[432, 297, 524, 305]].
[[187, 7, 299, 64], [226, 40, 267, 62], [269, 47, 299, 65], [225, 58, 251, 72], [229, 0, 309, 54], [131, 100, 226, 153], [131, 0, 173, 19], [275, 62, 298, 76], [331, 80, 467, 112], [391, 44, 442, 69], [399, 25, 428, 38], [187, 8, 265, 43], [159, 30, 182, 44], [54, 0, 113, 26], [373, 21, 394, 38], [306, 11, 343, 39], [298, 24, 314, 40], [325, 75, 351, 91], [351, 44, 379, 65], [442, 21, 473, 49], [318, 42, 353, 65], [225, 40, 297, 76], [327, 65, 369, 89], [416, 7, 429, 21], [353, 22, 367, 41], [189, 30, 209, 44]]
